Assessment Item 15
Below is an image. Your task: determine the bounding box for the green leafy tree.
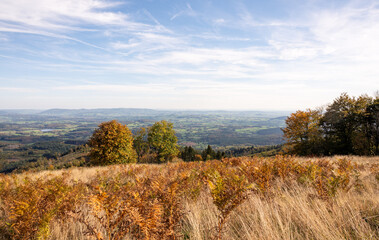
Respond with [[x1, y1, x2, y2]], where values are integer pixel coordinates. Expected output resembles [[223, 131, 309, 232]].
[[321, 93, 374, 155], [321, 93, 355, 154], [366, 98, 379, 154], [89, 120, 136, 165], [147, 120, 179, 162], [133, 127, 150, 161], [350, 95, 375, 155]]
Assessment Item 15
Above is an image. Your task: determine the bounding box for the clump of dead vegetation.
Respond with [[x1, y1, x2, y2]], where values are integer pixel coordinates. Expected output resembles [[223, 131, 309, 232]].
[[0, 156, 378, 239]]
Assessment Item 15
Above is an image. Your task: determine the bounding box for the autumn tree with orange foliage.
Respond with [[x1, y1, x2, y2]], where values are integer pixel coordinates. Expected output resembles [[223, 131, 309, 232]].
[[89, 120, 136, 165], [282, 109, 324, 155]]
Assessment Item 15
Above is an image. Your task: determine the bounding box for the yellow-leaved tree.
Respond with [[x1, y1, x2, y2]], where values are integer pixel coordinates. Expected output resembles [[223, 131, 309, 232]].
[[282, 109, 324, 155], [89, 120, 136, 165]]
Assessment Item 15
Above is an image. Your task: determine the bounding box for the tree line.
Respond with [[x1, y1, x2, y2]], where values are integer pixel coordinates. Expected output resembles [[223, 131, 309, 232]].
[[282, 92, 379, 156], [89, 92, 378, 165], [180, 145, 225, 162], [88, 120, 226, 165]]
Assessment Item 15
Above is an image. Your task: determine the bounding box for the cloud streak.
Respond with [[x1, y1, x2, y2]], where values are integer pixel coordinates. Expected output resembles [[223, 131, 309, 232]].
[[170, 3, 197, 21], [0, 0, 127, 30], [0, 0, 378, 110]]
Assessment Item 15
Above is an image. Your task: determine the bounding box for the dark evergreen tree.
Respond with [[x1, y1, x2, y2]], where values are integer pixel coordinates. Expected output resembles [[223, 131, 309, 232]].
[[181, 146, 197, 162], [202, 145, 216, 160]]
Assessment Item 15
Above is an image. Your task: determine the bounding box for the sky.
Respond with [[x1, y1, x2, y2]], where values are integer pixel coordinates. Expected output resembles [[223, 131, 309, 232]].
[[0, 0, 378, 111]]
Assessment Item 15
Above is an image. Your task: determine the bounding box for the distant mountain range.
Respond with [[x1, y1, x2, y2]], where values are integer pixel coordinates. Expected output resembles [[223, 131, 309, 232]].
[[0, 109, 42, 115], [39, 108, 163, 117]]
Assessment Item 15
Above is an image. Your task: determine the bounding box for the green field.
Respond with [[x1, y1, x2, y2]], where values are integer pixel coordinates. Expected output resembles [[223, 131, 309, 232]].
[[0, 109, 288, 172]]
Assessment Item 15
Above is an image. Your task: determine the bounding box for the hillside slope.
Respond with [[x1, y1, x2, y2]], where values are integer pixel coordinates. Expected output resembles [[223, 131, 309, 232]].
[[0, 156, 378, 239]]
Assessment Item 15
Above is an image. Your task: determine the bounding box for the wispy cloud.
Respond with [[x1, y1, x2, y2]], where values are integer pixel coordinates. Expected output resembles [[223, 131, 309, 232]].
[[110, 32, 184, 54], [0, 33, 7, 41], [170, 3, 197, 21], [0, 0, 166, 46], [0, 0, 127, 30], [54, 83, 172, 93], [0, 0, 378, 110]]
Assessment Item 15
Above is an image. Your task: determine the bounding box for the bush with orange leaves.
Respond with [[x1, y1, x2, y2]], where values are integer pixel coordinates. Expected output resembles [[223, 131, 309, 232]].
[[0, 173, 85, 239], [205, 166, 252, 240], [0, 156, 368, 239]]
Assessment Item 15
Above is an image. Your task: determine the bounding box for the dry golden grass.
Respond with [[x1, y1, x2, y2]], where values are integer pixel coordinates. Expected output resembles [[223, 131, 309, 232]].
[[0, 156, 378, 240]]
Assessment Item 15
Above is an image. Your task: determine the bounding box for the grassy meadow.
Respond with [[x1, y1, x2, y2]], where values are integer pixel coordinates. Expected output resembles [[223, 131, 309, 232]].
[[0, 155, 378, 240]]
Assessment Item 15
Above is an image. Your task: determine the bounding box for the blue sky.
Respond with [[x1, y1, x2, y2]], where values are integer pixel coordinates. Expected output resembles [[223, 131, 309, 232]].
[[0, 0, 378, 110]]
